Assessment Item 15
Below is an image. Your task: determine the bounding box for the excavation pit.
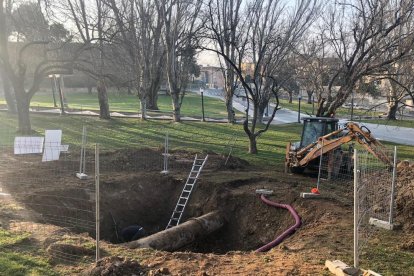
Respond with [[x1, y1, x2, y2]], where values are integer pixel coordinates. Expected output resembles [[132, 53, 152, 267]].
[[0, 148, 296, 254]]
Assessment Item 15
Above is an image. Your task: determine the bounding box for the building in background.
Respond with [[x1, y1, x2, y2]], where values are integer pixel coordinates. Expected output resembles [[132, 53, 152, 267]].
[[196, 65, 224, 89]]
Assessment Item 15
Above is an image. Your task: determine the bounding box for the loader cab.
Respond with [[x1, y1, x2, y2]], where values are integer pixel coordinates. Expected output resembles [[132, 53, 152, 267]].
[[299, 117, 339, 149]]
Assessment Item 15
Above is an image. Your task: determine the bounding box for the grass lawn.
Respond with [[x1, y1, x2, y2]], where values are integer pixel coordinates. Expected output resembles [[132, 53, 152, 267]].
[[0, 230, 57, 276], [0, 112, 302, 168], [0, 90, 241, 119], [1, 112, 413, 167]]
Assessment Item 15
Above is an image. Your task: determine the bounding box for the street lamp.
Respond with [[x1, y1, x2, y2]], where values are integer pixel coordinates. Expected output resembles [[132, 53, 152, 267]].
[[312, 95, 315, 115], [298, 94, 302, 123], [200, 88, 205, 122]]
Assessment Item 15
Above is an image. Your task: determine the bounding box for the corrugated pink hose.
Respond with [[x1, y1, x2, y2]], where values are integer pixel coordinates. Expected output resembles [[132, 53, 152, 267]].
[[255, 194, 302, 252]]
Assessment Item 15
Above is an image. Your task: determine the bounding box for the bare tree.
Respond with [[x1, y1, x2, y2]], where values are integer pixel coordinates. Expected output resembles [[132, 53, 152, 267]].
[[62, 0, 111, 119], [205, 0, 243, 123], [0, 0, 16, 113], [318, 0, 414, 117], [0, 0, 76, 133], [206, 0, 318, 153], [383, 58, 414, 119], [157, 0, 203, 122]]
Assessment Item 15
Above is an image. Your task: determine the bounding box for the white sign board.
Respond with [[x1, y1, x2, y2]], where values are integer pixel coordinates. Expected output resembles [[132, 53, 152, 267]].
[[14, 137, 44, 155], [42, 130, 62, 162]]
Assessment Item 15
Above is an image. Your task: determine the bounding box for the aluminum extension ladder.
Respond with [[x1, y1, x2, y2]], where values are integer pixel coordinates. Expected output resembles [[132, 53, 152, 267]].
[[165, 154, 208, 229]]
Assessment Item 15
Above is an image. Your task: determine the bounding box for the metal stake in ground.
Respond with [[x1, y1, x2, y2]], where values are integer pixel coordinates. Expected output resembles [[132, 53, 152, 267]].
[[95, 143, 100, 262], [161, 132, 170, 174], [76, 126, 88, 179], [300, 139, 324, 198]]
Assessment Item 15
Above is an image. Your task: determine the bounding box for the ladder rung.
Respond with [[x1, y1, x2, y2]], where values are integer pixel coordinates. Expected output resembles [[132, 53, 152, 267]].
[[177, 203, 185, 206], [183, 189, 192, 192]]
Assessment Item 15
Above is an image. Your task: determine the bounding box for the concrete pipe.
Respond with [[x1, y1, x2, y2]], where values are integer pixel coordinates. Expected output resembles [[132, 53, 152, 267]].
[[126, 211, 225, 251]]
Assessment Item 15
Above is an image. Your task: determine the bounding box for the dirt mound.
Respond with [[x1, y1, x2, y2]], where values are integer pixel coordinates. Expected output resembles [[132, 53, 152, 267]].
[[396, 161, 414, 231], [100, 148, 249, 172], [101, 148, 163, 172], [82, 256, 146, 276]]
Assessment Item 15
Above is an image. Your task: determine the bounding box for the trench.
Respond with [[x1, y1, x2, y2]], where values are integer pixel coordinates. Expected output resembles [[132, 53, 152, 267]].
[[4, 149, 295, 254], [98, 174, 294, 253]]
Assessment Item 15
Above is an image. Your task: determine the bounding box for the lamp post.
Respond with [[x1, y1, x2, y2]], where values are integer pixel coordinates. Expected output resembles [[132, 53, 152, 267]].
[[298, 94, 302, 123], [49, 75, 58, 108], [200, 88, 205, 122], [312, 95, 315, 115]]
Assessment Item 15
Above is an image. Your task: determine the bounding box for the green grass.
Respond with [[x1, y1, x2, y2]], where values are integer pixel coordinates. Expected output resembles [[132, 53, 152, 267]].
[[360, 230, 414, 275], [1, 112, 413, 167], [0, 111, 301, 168], [0, 229, 30, 247], [0, 90, 241, 119], [0, 230, 56, 276]]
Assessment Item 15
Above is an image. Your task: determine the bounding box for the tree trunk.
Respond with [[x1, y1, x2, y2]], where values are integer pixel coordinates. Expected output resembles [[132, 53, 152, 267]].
[[306, 90, 313, 104], [15, 91, 31, 134], [126, 211, 225, 251], [1, 69, 16, 113], [387, 99, 398, 120], [97, 79, 110, 119], [147, 86, 159, 110], [87, 85, 93, 94], [225, 94, 235, 123], [248, 135, 258, 154], [288, 92, 293, 103], [224, 69, 235, 123], [171, 92, 181, 122], [140, 99, 146, 120]]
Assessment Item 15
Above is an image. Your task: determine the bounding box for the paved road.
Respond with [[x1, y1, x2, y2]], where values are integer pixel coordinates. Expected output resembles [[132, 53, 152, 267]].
[[199, 88, 414, 146]]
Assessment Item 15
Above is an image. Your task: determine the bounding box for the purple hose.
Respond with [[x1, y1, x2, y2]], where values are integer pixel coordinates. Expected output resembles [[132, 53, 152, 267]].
[[255, 194, 302, 252]]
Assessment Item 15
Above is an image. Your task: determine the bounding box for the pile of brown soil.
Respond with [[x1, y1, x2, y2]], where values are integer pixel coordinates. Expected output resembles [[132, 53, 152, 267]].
[[396, 160, 414, 230], [82, 256, 146, 276], [100, 148, 250, 172]]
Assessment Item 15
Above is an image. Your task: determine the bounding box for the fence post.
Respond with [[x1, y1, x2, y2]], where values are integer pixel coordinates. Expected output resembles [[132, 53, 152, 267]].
[[316, 139, 324, 190], [389, 146, 397, 225], [353, 149, 359, 268], [161, 132, 169, 174], [95, 143, 100, 262]]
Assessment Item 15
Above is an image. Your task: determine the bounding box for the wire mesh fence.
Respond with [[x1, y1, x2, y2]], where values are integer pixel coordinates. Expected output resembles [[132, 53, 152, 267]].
[[0, 128, 97, 265], [0, 120, 245, 267], [353, 147, 397, 268]]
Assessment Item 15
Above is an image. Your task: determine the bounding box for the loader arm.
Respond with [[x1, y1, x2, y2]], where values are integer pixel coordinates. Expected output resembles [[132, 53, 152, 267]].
[[297, 123, 392, 167]]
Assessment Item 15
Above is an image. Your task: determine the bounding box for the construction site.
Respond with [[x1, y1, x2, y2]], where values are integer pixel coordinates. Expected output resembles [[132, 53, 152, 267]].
[[0, 120, 413, 275]]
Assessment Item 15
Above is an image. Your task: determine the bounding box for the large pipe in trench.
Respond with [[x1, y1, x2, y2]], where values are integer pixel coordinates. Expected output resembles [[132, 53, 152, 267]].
[[125, 211, 225, 251]]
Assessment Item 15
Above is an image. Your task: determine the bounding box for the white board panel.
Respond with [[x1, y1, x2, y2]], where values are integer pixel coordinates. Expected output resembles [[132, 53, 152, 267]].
[[14, 137, 44, 154], [42, 130, 62, 162]]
